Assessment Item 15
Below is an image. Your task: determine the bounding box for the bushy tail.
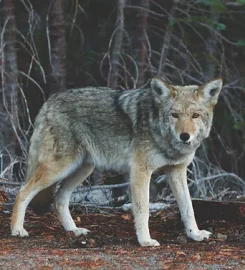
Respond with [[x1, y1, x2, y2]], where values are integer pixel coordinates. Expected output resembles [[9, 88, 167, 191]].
[[29, 185, 55, 215]]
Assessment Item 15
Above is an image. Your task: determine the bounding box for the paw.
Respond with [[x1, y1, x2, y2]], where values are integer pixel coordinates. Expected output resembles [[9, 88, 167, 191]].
[[11, 228, 29, 237], [139, 238, 160, 247], [71, 227, 90, 236], [188, 229, 211, 241]]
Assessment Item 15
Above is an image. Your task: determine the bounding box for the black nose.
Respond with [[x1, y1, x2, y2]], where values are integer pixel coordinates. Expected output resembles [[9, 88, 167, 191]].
[[180, 133, 190, 142]]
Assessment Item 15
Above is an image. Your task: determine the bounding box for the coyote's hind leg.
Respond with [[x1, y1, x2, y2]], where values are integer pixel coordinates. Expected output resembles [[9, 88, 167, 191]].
[[54, 163, 94, 236], [11, 158, 83, 237]]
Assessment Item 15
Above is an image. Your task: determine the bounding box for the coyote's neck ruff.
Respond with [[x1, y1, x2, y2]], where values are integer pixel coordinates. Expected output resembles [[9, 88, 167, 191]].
[[11, 77, 223, 247], [117, 77, 222, 167]]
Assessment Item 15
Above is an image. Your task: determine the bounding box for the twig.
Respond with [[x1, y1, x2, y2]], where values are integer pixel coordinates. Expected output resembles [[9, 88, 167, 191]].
[[0, 180, 21, 186], [74, 182, 129, 193]]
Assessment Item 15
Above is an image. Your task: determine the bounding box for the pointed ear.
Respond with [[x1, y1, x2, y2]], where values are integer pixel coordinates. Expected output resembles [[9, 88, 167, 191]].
[[200, 78, 223, 105], [150, 77, 175, 99]]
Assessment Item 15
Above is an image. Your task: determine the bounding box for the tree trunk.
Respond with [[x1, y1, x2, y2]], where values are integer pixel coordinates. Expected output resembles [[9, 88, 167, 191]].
[[203, 13, 219, 79], [47, 0, 66, 93], [134, 0, 150, 88], [157, 0, 178, 76], [107, 0, 125, 89], [0, 0, 19, 179]]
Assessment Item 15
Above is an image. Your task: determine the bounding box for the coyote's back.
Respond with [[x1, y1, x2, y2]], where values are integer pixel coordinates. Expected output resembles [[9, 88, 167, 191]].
[[11, 77, 223, 247], [28, 87, 134, 174]]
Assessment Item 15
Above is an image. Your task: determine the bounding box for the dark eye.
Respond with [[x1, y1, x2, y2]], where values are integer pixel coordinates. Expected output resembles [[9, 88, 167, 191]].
[[171, 113, 179, 118], [192, 113, 200, 118]]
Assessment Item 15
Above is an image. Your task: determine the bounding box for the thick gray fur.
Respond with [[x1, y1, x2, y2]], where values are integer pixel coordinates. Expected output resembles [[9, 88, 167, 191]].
[[11, 77, 223, 246]]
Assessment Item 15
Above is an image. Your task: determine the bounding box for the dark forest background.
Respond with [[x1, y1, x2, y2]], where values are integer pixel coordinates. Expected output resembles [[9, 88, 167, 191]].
[[0, 0, 245, 202]]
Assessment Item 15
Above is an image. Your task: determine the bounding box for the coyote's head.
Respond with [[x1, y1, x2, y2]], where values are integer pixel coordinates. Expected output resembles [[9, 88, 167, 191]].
[[150, 77, 223, 153]]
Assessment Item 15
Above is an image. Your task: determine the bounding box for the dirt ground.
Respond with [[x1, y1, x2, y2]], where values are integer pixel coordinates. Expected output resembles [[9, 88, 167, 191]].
[[0, 206, 245, 269]]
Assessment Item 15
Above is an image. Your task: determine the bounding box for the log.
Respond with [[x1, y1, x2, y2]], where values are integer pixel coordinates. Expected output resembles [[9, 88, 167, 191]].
[[192, 199, 245, 221]]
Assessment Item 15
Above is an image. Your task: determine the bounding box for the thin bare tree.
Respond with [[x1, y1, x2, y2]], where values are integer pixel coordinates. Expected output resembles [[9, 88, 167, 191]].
[[157, 0, 178, 76], [47, 0, 67, 93], [107, 0, 125, 89], [134, 0, 150, 88], [0, 0, 19, 179]]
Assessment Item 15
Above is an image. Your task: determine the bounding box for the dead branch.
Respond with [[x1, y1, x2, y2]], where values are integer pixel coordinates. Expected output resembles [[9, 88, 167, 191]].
[[74, 182, 129, 193], [0, 180, 21, 186]]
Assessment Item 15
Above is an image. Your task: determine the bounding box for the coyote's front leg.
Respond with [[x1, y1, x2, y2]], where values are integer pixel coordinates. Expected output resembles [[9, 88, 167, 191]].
[[167, 165, 211, 241], [130, 153, 160, 247]]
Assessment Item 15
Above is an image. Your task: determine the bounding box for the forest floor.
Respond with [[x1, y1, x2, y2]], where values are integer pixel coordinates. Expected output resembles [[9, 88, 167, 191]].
[[0, 205, 245, 269]]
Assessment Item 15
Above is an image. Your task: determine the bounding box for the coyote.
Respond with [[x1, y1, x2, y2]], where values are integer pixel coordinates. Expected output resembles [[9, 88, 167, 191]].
[[11, 77, 223, 247]]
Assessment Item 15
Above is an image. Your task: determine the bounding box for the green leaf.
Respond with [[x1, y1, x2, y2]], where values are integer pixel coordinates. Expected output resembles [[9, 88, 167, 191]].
[[234, 122, 245, 130], [201, 0, 226, 11], [170, 18, 176, 27], [236, 40, 245, 47], [215, 23, 226, 31], [200, 0, 213, 5]]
